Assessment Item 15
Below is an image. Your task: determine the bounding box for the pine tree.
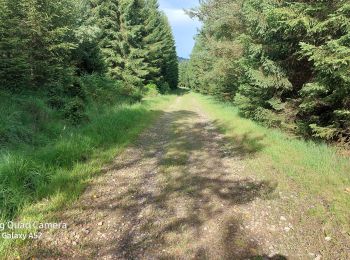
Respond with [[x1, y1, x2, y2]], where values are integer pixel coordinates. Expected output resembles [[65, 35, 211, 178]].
[[143, 0, 165, 85], [24, 0, 78, 87], [0, 0, 80, 90], [298, 2, 350, 142], [159, 14, 178, 90], [186, 0, 350, 143], [143, 0, 179, 90], [0, 0, 179, 95], [73, 0, 105, 75], [119, 0, 149, 89], [185, 35, 212, 93], [179, 60, 190, 88], [90, 0, 123, 79], [0, 0, 31, 90]]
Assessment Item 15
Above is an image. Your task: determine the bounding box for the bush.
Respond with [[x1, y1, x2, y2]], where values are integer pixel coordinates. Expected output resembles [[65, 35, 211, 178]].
[[158, 82, 171, 94], [64, 78, 86, 100], [129, 89, 143, 102], [144, 83, 159, 97], [63, 97, 88, 125], [0, 93, 51, 146], [24, 98, 49, 127], [47, 84, 65, 109], [254, 107, 282, 128]]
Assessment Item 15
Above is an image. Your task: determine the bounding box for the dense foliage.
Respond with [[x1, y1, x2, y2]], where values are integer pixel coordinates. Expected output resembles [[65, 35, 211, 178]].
[[0, 0, 179, 144], [0, 0, 178, 221], [182, 0, 350, 144], [0, 0, 178, 95]]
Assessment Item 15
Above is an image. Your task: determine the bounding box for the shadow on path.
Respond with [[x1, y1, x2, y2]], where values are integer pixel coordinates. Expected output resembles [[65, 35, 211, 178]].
[[31, 102, 286, 259]]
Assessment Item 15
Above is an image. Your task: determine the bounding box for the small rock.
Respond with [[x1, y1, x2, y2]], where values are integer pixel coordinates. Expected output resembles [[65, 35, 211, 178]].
[[280, 216, 287, 221], [98, 222, 104, 226], [284, 227, 290, 232], [325, 236, 332, 241], [72, 241, 77, 246], [269, 252, 279, 258], [314, 255, 322, 260]]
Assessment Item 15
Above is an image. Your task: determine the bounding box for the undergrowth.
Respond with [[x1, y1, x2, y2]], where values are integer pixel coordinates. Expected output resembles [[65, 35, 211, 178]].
[[0, 75, 175, 256]]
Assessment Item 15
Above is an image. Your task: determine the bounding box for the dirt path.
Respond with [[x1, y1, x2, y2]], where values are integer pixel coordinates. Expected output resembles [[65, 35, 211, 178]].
[[28, 94, 339, 259]]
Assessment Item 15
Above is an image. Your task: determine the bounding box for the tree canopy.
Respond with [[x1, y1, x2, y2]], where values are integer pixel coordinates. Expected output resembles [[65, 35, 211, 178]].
[[0, 0, 178, 93], [183, 0, 350, 144]]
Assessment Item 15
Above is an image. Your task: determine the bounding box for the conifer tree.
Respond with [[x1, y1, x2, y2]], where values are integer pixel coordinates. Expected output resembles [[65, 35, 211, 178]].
[[143, 0, 165, 85], [0, 0, 80, 90], [0, 0, 31, 90], [185, 0, 350, 142], [89, 0, 123, 79], [159, 14, 178, 89], [298, 2, 350, 142], [143, 0, 179, 90], [179, 60, 190, 88], [24, 0, 78, 87], [0, 0, 179, 95], [74, 0, 105, 75], [119, 0, 149, 88]]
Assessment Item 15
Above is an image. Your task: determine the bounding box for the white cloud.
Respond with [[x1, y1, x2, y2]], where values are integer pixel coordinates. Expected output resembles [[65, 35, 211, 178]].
[[163, 8, 200, 26]]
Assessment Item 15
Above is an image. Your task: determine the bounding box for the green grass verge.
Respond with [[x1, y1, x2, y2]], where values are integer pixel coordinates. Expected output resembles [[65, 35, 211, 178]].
[[0, 92, 175, 257], [191, 93, 350, 230]]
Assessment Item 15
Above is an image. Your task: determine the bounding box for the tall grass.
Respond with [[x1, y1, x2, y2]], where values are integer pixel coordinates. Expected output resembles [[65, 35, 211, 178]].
[[192, 93, 350, 229], [0, 77, 175, 255]]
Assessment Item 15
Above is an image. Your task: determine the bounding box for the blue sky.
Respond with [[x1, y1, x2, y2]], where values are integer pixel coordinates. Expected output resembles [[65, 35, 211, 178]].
[[159, 0, 201, 58]]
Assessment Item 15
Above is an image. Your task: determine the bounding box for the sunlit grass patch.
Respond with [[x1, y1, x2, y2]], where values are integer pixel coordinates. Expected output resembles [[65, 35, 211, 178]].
[[0, 92, 176, 257], [193, 92, 350, 230]]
